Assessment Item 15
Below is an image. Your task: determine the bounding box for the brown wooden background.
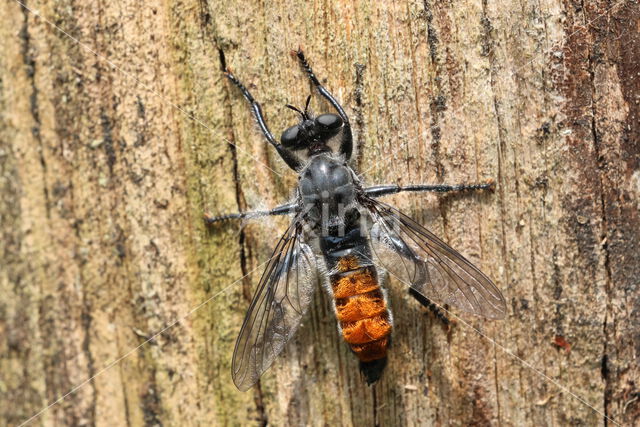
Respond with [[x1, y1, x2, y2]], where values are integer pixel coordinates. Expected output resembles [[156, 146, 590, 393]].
[[1, 0, 638, 425]]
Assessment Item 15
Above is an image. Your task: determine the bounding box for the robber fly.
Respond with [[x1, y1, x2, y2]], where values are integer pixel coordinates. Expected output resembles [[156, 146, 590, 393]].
[[206, 49, 507, 391]]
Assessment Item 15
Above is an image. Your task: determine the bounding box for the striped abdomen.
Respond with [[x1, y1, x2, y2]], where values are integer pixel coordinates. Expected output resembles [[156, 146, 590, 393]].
[[331, 256, 392, 366]]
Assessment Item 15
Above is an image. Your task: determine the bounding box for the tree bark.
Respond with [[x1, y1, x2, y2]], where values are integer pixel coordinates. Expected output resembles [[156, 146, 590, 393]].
[[1, 0, 638, 425]]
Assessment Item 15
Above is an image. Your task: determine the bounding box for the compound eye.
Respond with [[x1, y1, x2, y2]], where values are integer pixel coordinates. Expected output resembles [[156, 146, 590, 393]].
[[315, 114, 343, 130], [280, 125, 300, 147]]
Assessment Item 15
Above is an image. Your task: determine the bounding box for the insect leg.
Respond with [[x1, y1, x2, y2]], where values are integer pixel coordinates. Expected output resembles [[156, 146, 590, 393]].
[[224, 70, 302, 171], [408, 288, 452, 327], [204, 202, 297, 225], [364, 181, 495, 198], [294, 49, 353, 160]]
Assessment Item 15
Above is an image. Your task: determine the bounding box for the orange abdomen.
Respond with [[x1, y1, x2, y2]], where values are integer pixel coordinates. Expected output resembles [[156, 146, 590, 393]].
[[331, 257, 392, 362]]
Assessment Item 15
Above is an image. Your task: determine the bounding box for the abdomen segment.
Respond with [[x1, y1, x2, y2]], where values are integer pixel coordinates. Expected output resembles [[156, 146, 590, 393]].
[[331, 257, 392, 369]]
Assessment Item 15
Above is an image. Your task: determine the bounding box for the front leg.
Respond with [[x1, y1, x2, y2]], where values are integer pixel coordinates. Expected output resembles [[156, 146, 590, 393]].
[[295, 49, 353, 161], [224, 69, 302, 171]]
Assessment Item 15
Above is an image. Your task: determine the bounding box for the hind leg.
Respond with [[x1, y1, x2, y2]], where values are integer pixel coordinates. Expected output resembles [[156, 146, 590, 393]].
[[409, 288, 452, 327]]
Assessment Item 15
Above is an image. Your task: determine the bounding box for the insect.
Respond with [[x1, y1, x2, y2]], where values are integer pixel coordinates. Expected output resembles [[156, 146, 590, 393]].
[[206, 49, 507, 391]]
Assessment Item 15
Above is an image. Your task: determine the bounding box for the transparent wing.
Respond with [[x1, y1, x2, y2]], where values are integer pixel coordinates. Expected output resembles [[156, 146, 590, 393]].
[[232, 215, 317, 391], [365, 198, 507, 319]]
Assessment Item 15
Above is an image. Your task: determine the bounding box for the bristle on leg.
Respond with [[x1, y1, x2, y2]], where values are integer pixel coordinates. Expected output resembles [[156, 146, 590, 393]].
[[409, 288, 452, 327]]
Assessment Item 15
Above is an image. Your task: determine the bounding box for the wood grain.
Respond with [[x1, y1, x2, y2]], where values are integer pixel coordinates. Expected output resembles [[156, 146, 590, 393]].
[[1, 0, 638, 425]]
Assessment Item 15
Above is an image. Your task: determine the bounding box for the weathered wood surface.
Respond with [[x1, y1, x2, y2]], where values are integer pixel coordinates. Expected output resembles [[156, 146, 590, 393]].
[[1, 0, 638, 425]]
